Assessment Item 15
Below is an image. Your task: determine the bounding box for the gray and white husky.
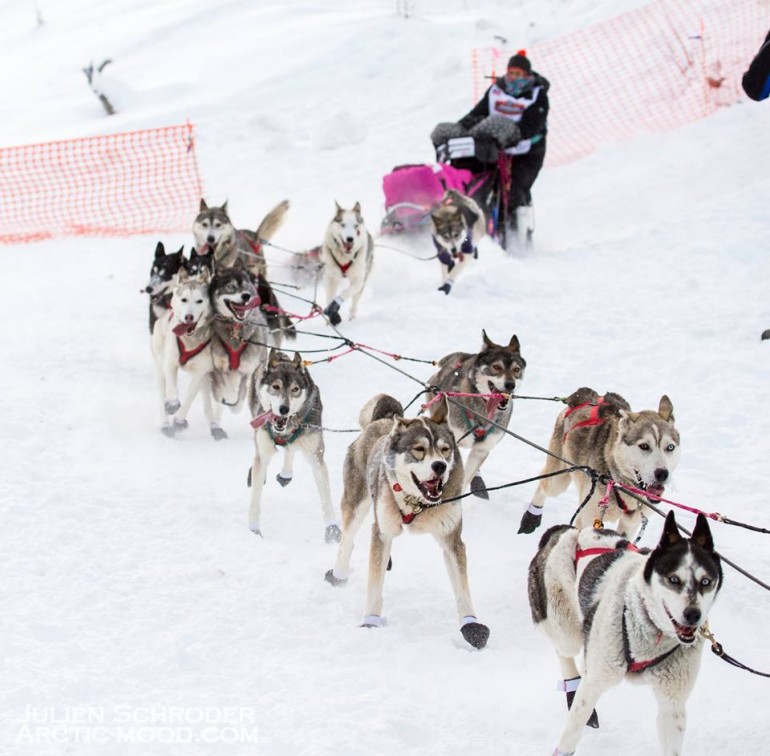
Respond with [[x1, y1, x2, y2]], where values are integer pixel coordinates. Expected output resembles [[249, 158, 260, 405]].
[[151, 268, 225, 439], [208, 263, 270, 414], [324, 393, 489, 649], [247, 349, 340, 542], [519, 388, 681, 538], [528, 512, 722, 755], [192, 198, 289, 279], [427, 330, 525, 497], [429, 189, 486, 295], [319, 202, 374, 326]]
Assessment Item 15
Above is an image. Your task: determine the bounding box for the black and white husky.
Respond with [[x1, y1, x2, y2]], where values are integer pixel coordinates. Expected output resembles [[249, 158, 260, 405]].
[[247, 349, 340, 542], [429, 189, 486, 295], [319, 202, 374, 326], [144, 242, 184, 335], [324, 393, 489, 649], [528, 512, 722, 756]]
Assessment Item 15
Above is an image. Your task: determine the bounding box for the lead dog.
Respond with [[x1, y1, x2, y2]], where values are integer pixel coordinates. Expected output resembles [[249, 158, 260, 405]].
[[430, 189, 487, 295], [528, 512, 722, 755], [427, 330, 525, 497], [144, 241, 184, 335], [247, 349, 341, 542], [518, 388, 681, 538], [319, 202, 374, 326], [324, 393, 489, 649]]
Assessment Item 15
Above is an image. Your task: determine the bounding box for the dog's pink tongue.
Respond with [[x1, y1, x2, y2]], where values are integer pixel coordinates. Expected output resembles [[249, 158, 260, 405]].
[[485, 396, 500, 415], [172, 322, 194, 336]]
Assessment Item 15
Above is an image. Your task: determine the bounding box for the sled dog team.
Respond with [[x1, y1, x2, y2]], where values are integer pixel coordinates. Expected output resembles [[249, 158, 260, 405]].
[[144, 199, 722, 755]]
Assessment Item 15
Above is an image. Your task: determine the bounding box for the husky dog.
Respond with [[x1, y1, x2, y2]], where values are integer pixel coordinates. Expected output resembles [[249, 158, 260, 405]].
[[319, 202, 374, 326], [430, 189, 486, 295], [427, 331, 525, 497], [183, 246, 214, 278], [192, 198, 289, 279], [529, 512, 722, 755], [519, 388, 681, 538], [152, 268, 225, 439], [246, 349, 341, 542], [144, 242, 184, 334], [209, 263, 271, 413], [324, 393, 489, 649]]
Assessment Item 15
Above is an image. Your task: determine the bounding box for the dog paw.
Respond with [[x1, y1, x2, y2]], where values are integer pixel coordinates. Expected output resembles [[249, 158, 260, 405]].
[[438, 283, 452, 295], [164, 399, 181, 415], [518, 510, 542, 534], [460, 621, 490, 650], [470, 475, 489, 499], [276, 473, 292, 487], [762, 328, 770, 341], [323, 300, 342, 326], [173, 418, 189, 432], [324, 568, 347, 587], [324, 524, 342, 543], [160, 424, 176, 438], [360, 615, 386, 628], [210, 425, 228, 441]]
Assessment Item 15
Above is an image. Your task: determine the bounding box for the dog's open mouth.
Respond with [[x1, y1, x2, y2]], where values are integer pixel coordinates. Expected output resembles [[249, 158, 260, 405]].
[[487, 381, 510, 411], [172, 321, 197, 337], [668, 611, 698, 644], [271, 415, 289, 432], [411, 473, 444, 503], [226, 297, 260, 320], [634, 470, 665, 502]]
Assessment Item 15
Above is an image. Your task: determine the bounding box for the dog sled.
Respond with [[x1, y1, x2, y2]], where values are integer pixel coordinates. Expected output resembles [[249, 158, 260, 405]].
[[380, 117, 519, 251]]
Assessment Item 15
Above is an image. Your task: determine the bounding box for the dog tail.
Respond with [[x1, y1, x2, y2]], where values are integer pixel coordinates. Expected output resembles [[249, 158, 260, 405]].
[[255, 199, 290, 242], [358, 393, 403, 428]]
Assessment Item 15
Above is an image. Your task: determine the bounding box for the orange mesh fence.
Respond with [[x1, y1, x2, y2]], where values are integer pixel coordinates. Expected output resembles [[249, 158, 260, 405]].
[[0, 123, 202, 244], [472, 0, 767, 166]]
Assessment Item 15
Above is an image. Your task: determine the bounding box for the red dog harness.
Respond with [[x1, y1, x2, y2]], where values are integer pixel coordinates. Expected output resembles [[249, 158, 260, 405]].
[[563, 396, 607, 441], [176, 337, 210, 366]]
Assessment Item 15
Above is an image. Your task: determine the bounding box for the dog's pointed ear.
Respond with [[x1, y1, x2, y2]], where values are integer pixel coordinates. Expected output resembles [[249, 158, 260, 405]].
[[658, 510, 682, 549], [174, 245, 184, 257], [508, 334, 521, 352], [199, 199, 208, 211], [458, 203, 479, 229], [392, 416, 414, 433], [429, 395, 449, 425], [334, 200, 342, 213], [353, 201, 361, 214], [292, 352, 303, 369], [268, 347, 281, 367], [658, 395, 675, 423], [154, 241, 165, 258], [481, 329, 495, 350], [177, 267, 190, 283], [691, 513, 715, 552], [222, 200, 228, 213], [198, 268, 211, 284]]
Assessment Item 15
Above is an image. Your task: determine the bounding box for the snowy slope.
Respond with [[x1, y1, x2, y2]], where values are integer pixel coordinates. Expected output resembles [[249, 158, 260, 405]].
[[1, 2, 769, 755]]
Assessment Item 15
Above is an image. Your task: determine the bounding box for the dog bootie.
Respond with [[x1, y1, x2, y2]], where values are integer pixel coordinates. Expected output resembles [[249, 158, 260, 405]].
[[276, 472, 292, 487], [460, 616, 490, 649], [323, 298, 342, 326], [438, 282, 452, 295], [518, 503, 543, 534], [324, 568, 347, 587], [470, 474, 489, 499], [324, 524, 342, 543], [561, 677, 599, 728]]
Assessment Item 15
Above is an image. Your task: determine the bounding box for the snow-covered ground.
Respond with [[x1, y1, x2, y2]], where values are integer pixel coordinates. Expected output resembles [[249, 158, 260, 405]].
[[1, 1, 769, 754]]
